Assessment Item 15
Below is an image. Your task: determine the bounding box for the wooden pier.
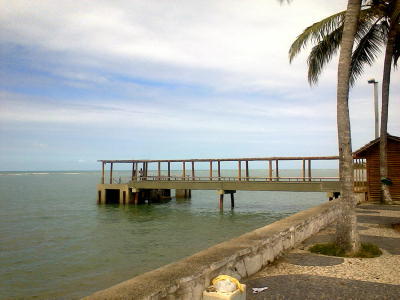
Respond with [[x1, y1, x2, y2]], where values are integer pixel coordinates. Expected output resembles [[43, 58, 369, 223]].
[[96, 156, 368, 208]]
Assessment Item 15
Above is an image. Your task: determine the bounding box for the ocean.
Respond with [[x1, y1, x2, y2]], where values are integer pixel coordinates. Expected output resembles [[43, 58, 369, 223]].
[[0, 170, 337, 299]]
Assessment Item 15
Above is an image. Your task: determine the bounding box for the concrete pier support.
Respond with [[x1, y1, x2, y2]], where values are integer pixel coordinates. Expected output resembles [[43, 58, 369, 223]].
[[98, 185, 172, 205], [217, 190, 236, 210], [175, 189, 192, 198]]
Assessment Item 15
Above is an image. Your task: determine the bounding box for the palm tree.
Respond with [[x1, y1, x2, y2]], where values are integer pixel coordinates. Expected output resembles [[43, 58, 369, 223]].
[[335, 0, 362, 254], [289, 0, 400, 204], [380, 0, 400, 205], [282, 0, 363, 252]]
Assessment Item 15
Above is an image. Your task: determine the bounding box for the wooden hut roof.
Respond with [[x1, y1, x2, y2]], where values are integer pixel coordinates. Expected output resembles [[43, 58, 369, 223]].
[[353, 134, 400, 158]]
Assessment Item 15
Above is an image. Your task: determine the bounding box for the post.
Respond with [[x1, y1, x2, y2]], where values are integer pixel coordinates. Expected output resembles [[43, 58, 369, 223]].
[[191, 161, 195, 180], [134, 192, 139, 205], [182, 161, 186, 180], [217, 161, 221, 180], [302, 159, 306, 182], [158, 162, 161, 179], [308, 160, 312, 181], [238, 161, 242, 181], [101, 162, 105, 184], [168, 162, 171, 180], [245, 161, 249, 181], [374, 82, 379, 138], [219, 194, 224, 210], [230, 193, 235, 209], [209, 161, 213, 180], [131, 162, 135, 181], [109, 163, 113, 184], [275, 160, 279, 181], [269, 160, 272, 181]]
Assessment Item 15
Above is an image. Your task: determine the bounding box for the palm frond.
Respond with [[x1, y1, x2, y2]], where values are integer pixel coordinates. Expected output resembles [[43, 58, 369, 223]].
[[392, 29, 400, 67], [289, 11, 346, 63], [306, 26, 343, 85], [350, 23, 385, 85]]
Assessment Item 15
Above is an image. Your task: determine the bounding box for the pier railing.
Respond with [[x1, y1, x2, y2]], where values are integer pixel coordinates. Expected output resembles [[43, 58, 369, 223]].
[[101, 156, 367, 189], [130, 175, 340, 182]]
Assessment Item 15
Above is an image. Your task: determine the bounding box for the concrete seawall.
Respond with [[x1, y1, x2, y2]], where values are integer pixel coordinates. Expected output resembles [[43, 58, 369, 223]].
[[85, 199, 343, 300]]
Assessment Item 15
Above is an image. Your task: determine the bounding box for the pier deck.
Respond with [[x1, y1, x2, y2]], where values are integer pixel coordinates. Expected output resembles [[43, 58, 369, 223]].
[[97, 156, 368, 207]]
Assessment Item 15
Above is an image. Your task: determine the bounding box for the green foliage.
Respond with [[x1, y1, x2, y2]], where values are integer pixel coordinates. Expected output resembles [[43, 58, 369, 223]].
[[356, 243, 382, 257], [309, 242, 382, 258], [289, 0, 400, 86], [309, 243, 346, 256]]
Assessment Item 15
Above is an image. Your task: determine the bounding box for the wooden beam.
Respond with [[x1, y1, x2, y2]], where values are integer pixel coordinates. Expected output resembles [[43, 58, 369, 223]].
[[101, 162, 105, 184], [275, 160, 279, 181], [269, 160, 272, 181], [98, 155, 340, 164], [168, 162, 171, 180], [157, 162, 161, 179], [217, 161, 221, 180], [230, 193, 235, 209], [219, 194, 224, 210], [238, 161, 242, 181], [183, 161, 186, 179], [131, 162, 135, 180], [302, 159, 306, 182], [308, 160, 312, 181], [245, 161, 249, 181], [209, 161, 213, 181], [191, 161, 195, 180], [109, 162, 113, 184]]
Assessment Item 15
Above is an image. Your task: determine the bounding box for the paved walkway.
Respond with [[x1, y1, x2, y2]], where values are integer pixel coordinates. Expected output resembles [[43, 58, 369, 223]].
[[244, 203, 400, 299]]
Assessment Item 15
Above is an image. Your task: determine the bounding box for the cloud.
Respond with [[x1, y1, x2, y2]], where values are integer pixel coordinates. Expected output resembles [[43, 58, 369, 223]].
[[0, 0, 351, 91]]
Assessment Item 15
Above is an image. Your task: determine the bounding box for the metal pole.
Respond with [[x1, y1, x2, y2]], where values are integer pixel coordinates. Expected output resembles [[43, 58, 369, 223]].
[[368, 79, 379, 138]]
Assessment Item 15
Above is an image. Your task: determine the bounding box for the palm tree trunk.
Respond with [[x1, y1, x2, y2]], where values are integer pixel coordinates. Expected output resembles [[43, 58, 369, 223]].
[[379, 1, 400, 205], [335, 0, 361, 253]]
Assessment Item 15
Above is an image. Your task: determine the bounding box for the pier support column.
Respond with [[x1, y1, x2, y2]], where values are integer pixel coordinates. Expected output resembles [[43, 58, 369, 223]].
[[176, 189, 192, 198], [217, 190, 236, 210], [132, 188, 140, 205]]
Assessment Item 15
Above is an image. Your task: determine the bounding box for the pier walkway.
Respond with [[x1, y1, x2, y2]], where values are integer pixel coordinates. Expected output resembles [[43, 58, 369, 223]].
[[97, 156, 367, 207]]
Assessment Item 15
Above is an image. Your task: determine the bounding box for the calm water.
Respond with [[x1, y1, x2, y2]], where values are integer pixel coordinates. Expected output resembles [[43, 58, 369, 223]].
[[0, 170, 337, 299]]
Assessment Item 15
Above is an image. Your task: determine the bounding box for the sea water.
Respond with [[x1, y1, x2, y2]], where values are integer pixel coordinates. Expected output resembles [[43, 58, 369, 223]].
[[0, 170, 337, 299]]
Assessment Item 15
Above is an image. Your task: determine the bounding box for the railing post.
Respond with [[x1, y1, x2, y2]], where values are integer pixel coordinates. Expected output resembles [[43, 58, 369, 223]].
[[209, 161, 213, 181], [308, 160, 312, 181], [158, 162, 161, 180], [269, 160, 272, 181], [245, 161, 249, 181], [131, 162, 135, 181], [238, 161, 242, 181], [302, 159, 306, 181], [168, 162, 171, 181], [110, 162, 113, 184], [182, 161, 186, 180], [217, 161, 221, 180], [191, 161, 195, 180], [275, 160, 279, 181], [101, 162, 105, 184]]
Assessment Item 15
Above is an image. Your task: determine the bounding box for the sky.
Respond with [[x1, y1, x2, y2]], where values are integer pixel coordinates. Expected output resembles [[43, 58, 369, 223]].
[[0, 0, 399, 171]]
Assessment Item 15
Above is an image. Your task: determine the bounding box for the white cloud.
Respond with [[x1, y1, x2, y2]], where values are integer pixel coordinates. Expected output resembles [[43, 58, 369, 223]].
[[0, 0, 352, 90]]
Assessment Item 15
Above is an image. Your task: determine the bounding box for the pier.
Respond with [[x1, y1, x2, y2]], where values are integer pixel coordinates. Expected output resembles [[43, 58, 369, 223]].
[[97, 156, 368, 208]]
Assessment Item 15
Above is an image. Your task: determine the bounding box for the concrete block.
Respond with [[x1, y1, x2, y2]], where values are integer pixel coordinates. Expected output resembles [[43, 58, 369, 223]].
[[233, 259, 247, 278], [243, 254, 262, 276]]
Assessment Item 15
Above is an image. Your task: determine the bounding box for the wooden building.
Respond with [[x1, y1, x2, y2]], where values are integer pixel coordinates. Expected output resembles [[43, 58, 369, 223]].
[[353, 134, 400, 202]]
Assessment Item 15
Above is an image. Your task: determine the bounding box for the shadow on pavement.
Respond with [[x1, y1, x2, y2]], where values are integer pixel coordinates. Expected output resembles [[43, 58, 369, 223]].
[[246, 274, 400, 299]]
